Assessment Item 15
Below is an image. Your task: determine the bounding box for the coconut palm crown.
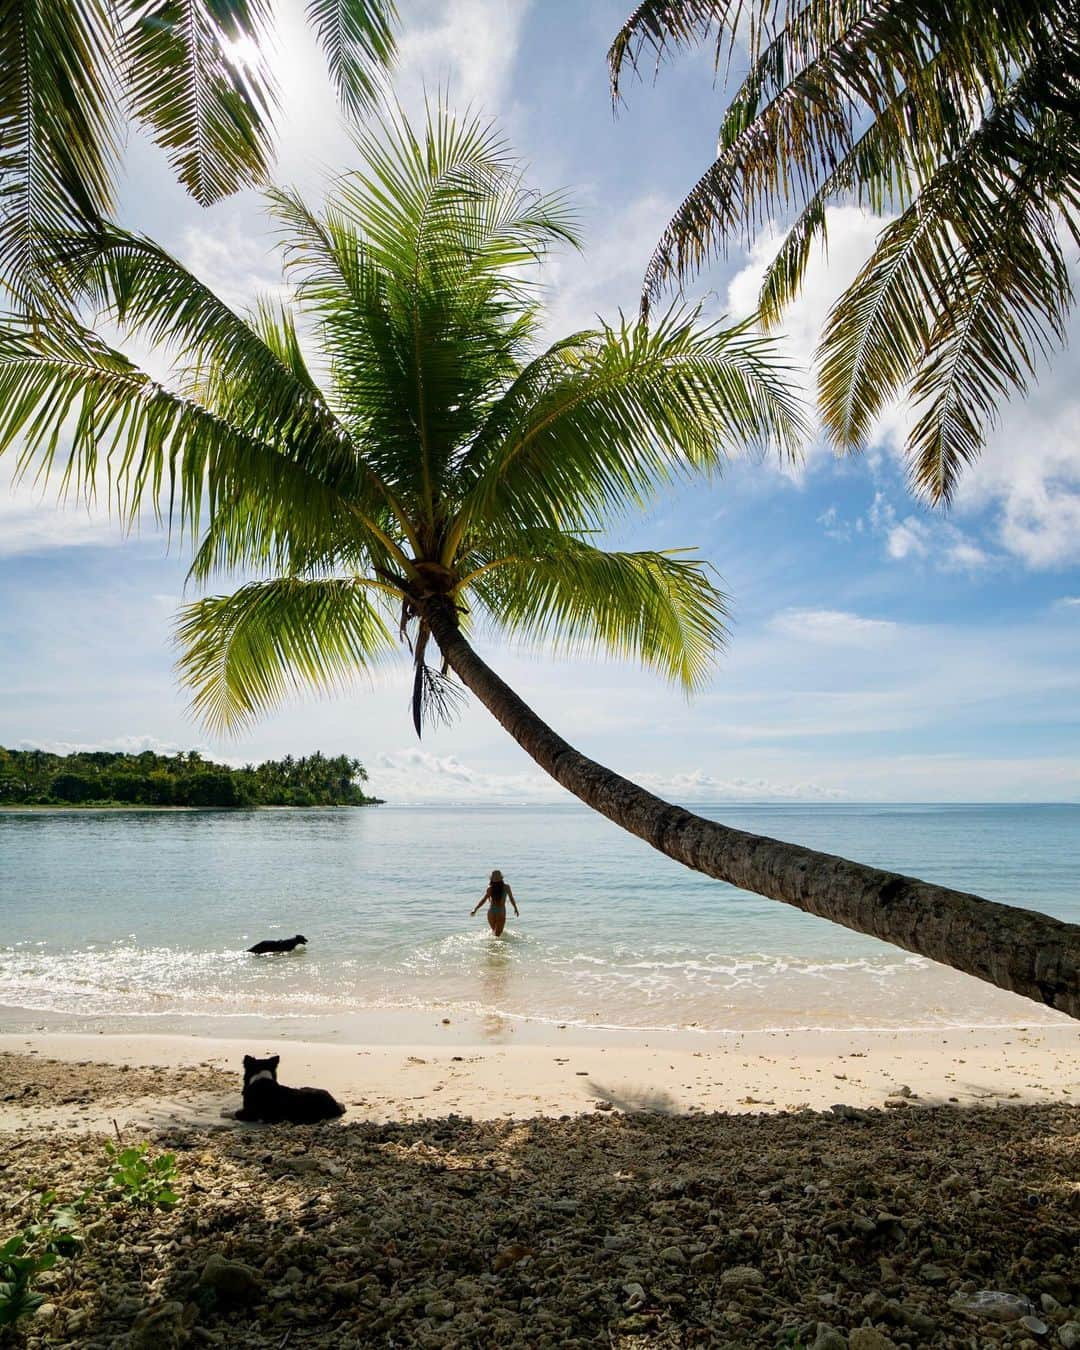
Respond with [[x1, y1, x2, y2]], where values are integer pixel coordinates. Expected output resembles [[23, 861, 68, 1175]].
[[0, 106, 803, 737], [610, 0, 1080, 502]]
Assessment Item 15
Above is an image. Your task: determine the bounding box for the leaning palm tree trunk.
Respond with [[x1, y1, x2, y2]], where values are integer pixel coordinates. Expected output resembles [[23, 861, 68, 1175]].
[[422, 598, 1080, 1021]]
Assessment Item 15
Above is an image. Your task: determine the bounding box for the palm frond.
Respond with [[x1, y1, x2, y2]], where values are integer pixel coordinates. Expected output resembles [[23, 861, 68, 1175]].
[[0, 0, 120, 300], [175, 576, 397, 732], [340, 103, 580, 283], [123, 0, 277, 205], [453, 307, 805, 545], [0, 315, 350, 537], [608, 0, 746, 101], [468, 533, 729, 692], [904, 162, 1074, 501], [638, 0, 1060, 304], [306, 0, 397, 119], [273, 109, 581, 529], [817, 41, 1079, 491]]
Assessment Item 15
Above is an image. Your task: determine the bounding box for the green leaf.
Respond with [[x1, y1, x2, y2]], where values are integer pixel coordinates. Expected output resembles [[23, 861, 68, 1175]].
[[124, 0, 277, 205], [175, 577, 398, 732], [0, 0, 120, 299], [306, 0, 397, 119], [469, 534, 730, 692]]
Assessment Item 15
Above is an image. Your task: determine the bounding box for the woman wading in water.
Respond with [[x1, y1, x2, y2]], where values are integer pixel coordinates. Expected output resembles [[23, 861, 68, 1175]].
[[471, 870, 519, 936]]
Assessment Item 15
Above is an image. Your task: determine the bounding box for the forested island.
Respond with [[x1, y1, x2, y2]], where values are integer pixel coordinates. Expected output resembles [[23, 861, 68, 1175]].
[[0, 748, 382, 808]]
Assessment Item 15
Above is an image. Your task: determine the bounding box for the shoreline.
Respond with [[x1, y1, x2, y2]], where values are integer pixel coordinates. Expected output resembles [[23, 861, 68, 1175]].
[[0, 801, 383, 811], [2, 1019, 1076, 1133]]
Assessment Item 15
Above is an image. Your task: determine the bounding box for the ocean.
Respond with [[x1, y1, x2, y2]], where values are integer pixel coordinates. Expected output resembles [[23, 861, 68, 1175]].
[[1, 802, 1077, 1037]]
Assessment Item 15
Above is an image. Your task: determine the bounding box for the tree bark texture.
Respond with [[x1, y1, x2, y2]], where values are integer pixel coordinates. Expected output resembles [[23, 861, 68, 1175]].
[[423, 601, 1080, 1020]]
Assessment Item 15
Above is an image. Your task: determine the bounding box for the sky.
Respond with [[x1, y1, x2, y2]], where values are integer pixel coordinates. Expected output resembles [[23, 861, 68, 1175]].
[[2, 0, 1079, 804]]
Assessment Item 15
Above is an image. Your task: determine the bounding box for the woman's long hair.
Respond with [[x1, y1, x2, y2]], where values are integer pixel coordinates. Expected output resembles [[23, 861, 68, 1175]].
[[489, 869, 506, 899]]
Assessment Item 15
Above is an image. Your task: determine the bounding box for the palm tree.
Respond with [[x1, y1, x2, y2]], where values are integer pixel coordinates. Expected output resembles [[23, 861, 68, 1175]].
[[0, 107, 1076, 1017], [0, 0, 397, 301], [609, 0, 1080, 501]]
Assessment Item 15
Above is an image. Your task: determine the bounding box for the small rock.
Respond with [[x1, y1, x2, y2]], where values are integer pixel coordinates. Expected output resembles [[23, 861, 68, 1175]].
[[328, 1280, 360, 1301], [424, 1299, 455, 1319], [129, 1301, 188, 1350], [690, 1250, 720, 1274], [603, 1234, 633, 1251], [720, 1265, 764, 1290], [904, 1310, 938, 1337], [196, 1253, 263, 1306], [811, 1325, 848, 1350], [1041, 1295, 1062, 1314], [1058, 1324, 1080, 1349], [849, 1331, 896, 1350], [1020, 1316, 1049, 1336], [492, 1243, 532, 1272], [623, 1282, 646, 1310], [35, 1303, 57, 1322], [920, 1264, 949, 1284], [659, 1246, 686, 1266]]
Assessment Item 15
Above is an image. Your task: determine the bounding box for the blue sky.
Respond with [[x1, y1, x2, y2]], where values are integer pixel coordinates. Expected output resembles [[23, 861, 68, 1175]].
[[2, 0, 1079, 803]]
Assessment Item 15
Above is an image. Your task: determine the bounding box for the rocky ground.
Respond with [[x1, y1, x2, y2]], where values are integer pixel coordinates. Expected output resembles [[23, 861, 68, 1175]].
[[0, 1056, 1077, 1348]]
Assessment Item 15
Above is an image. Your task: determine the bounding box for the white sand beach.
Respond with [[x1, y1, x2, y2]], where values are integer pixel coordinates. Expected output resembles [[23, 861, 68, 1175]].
[[2, 1017, 1076, 1133]]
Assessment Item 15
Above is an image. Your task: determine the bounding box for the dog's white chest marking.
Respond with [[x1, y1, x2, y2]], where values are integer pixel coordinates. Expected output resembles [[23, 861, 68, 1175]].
[[247, 1070, 275, 1085]]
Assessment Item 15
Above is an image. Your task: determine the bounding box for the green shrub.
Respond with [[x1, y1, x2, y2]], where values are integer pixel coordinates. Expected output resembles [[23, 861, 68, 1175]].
[[101, 1141, 179, 1209], [0, 1234, 57, 1326], [0, 1192, 83, 1328]]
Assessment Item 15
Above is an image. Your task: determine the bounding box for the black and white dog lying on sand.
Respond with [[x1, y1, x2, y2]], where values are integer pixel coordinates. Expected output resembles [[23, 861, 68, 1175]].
[[247, 934, 307, 954], [234, 1054, 346, 1124]]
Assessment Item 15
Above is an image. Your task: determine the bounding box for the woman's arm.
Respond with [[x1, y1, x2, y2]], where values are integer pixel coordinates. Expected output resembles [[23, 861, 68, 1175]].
[[508, 886, 519, 915], [471, 886, 491, 916]]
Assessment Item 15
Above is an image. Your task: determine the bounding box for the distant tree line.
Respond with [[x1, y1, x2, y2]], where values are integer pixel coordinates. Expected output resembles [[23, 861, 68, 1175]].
[[0, 748, 382, 808]]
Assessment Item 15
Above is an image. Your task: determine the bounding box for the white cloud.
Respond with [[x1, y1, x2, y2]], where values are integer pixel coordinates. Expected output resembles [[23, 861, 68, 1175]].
[[0, 461, 122, 558], [394, 0, 532, 115], [944, 236, 1080, 570], [884, 516, 927, 561], [367, 748, 847, 805], [946, 538, 991, 571], [178, 220, 285, 315], [724, 205, 901, 474], [821, 490, 994, 571], [634, 769, 847, 802], [541, 192, 673, 342], [1057, 596, 1080, 608], [369, 748, 563, 804], [769, 608, 898, 646], [14, 734, 199, 757], [726, 204, 1080, 571]]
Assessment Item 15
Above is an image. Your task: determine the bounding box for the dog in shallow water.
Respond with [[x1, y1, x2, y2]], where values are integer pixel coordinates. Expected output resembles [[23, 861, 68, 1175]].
[[247, 934, 307, 954], [234, 1054, 345, 1124]]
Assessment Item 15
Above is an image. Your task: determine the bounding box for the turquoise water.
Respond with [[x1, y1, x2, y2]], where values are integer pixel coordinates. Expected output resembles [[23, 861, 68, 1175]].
[[1, 803, 1077, 1033]]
